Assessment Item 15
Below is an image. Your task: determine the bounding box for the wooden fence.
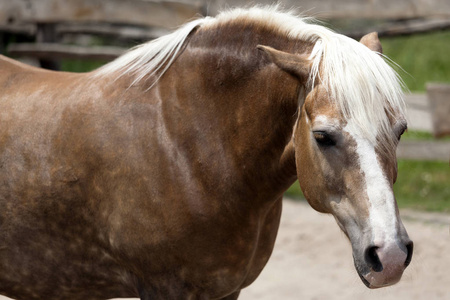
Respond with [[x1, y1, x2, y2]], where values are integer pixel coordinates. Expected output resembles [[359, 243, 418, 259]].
[[1, 0, 449, 67], [0, 0, 204, 66]]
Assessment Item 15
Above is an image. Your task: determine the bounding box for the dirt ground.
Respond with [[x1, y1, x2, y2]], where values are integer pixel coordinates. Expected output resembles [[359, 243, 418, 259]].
[[1, 199, 448, 300], [240, 199, 450, 300]]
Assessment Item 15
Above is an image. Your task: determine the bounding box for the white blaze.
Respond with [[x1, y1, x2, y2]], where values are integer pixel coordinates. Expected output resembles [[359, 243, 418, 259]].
[[344, 124, 398, 244]]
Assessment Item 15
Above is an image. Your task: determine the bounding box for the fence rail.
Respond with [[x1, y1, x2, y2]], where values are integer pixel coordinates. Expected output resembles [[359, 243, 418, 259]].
[[0, 0, 205, 29], [1, 0, 449, 68]]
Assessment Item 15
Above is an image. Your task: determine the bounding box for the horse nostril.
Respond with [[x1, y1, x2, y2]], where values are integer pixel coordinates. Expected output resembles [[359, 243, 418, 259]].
[[405, 241, 413, 267], [364, 246, 383, 272]]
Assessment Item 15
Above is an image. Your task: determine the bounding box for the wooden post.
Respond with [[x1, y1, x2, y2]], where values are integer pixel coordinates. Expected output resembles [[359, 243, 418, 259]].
[[36, 22, 59, 70], [427, 83, 450, 138]]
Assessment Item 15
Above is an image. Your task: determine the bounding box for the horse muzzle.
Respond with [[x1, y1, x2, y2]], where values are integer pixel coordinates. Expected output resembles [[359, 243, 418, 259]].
[[355, 239, 413, 288]]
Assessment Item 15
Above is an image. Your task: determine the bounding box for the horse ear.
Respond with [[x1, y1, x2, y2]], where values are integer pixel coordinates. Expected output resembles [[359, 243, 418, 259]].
[[359, 32, 383, 54], [257, 45, 311, 81]]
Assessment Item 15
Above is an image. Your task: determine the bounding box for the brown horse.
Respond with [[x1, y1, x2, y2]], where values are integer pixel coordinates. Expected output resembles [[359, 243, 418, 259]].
[[0, 6, 412, 300]]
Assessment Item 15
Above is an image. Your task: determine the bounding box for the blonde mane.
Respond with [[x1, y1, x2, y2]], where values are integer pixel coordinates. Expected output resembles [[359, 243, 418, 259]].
[[95, 6, 406, 150]]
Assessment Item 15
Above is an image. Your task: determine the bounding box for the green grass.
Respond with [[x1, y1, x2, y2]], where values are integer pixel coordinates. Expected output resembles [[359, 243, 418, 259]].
[[60, 59, 106, 73], [381, 31, 450, 92], [285, 159, 450, 213], [394, 159, 450, 212], [402, 130, 450, 141], [285, 181, 304, 199], [402, 130, 436, 140]]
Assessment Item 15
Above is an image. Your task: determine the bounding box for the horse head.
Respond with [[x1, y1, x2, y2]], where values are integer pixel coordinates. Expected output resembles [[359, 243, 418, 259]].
[[259, 32, 412, 288]]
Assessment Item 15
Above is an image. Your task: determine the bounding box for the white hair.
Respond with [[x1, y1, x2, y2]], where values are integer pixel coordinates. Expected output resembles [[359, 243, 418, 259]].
[[95, 5, 405, 150], [95, 17, 213, 86]]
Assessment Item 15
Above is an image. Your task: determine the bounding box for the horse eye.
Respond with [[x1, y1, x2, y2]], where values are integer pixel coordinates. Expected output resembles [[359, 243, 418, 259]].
[[313, 131, 336, 146]]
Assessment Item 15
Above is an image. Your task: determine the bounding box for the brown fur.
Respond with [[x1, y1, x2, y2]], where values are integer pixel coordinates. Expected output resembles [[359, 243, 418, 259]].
[[0, 22, 308, 299], [0, 19, 410, 299]]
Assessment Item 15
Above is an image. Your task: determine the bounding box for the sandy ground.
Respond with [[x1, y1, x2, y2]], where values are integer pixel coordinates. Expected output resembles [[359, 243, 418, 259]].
[[239, 199, 450, 300], [1, 199, 449, 300]]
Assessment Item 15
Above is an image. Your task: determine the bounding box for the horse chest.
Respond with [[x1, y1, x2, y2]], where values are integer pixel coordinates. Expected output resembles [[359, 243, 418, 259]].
[[106, 195, 283, 298], [166, 198, 283, 296]]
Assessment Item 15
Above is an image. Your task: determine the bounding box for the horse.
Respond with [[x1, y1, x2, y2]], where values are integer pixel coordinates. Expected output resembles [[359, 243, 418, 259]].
[[0, 6, 413, 300]]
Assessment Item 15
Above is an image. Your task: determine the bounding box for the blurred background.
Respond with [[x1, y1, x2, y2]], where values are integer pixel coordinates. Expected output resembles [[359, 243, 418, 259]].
[[0, 1, 449, 300], [0, 0, 450, 212], [0, 0, 448, 210]]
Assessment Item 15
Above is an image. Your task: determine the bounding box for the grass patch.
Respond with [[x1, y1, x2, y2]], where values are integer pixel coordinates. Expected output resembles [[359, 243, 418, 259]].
[[285, 159, 450, 213], [60, 59, 106, 73], [381, 31, 450, 92], [394, 159, 450, 212], [402, 130, 435, 140], [285, 181, 304, 199], [402, 130, 450, 141]]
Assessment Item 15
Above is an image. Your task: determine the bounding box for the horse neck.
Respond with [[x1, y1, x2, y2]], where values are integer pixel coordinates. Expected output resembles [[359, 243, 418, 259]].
[[151, 26, 305, 198]]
